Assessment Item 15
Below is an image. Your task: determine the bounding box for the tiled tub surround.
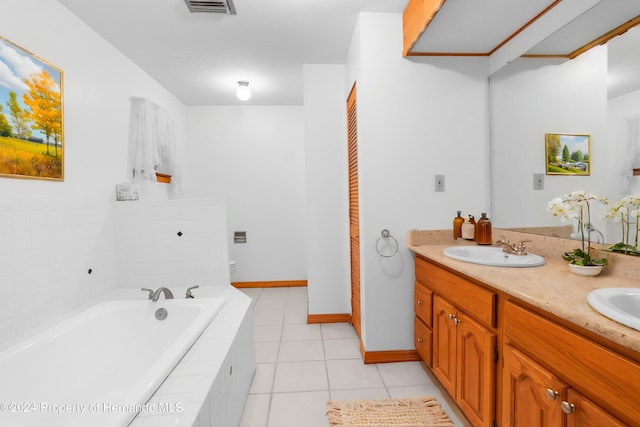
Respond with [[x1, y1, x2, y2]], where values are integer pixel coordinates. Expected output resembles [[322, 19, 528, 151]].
[[0, 202, 119, 344], [0, 286, 255, 427], [0, 199, 247, 426], [0, 297, 225, 427], [127, 286, 255, 427], [408, 229, 640, 353], [0, 199, 230, 345]]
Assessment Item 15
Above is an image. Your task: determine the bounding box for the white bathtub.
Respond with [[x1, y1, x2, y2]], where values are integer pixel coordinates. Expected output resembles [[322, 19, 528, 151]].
[[0, 297, 224, 427]]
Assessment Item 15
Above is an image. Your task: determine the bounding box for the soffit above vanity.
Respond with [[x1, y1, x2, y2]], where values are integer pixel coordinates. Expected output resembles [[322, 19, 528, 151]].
[[405, 0, 558, 56], [523, 0, 640, 58], [403, 0, 640, 62]]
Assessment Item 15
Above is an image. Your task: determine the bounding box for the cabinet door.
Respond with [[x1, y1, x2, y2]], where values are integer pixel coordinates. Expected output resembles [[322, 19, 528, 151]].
[[414, 316, 432, 366], [502, 345, 566, 427], [432, 295, 457, 397], [564, 389, 626, 427], [456, 311, 496, 427]]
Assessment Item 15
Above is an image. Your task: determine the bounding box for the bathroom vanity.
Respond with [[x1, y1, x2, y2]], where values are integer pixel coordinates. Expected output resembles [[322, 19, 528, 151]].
[[409, 230, 640, 427]]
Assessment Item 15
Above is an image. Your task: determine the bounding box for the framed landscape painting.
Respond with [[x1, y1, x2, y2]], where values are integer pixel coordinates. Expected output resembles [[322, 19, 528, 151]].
[[545, 133, 590, 176], [0, 37, 63, 180]]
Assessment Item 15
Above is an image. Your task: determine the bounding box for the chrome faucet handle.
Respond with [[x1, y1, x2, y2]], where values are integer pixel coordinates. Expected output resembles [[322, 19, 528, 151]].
[[141, 288, 154, 300], [185, 285, 199, 299]]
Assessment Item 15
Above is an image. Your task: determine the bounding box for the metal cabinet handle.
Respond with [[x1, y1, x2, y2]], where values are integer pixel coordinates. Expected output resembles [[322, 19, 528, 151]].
[[448, 313, 455, 320], [417, 338, 424, 343], [454, 318, 461, 325], [561, 401, 576, 415], [545, 389, 559, 400], [417, 300, 423, 305]]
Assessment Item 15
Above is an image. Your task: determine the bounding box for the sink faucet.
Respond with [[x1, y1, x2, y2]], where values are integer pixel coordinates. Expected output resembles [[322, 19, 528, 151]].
[[141, 287, 174, 301], [496, 237, 530, 256]]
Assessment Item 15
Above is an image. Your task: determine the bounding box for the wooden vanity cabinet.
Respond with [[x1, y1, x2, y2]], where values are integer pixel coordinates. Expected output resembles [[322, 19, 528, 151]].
[[503, 301, 633, 427], [415, 256, 497, 427], [414, 252, 639, 426]]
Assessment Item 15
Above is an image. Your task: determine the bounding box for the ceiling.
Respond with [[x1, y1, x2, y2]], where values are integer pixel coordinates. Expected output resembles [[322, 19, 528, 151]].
[[57, 0, 640, 106], [56, 0, 406, 106]]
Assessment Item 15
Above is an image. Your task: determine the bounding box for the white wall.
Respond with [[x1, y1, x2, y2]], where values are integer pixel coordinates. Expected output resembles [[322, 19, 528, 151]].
[[0, 199, 230, 345], [182, 106, 306, 282], [0, 0, 190, 343], [607, 89, 640, 197], [346, 13, 491, 351], [0, 202, 117, 344], [0, 0, 186, 203], [115, 200, 230, 290], [490, 47, 608, 234], [303, 64, 351, 316], [606, 89, 640, 242]]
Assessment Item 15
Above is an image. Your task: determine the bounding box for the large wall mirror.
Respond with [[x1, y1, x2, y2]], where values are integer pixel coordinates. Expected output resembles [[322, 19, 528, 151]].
[[490, 7, 640, 249]]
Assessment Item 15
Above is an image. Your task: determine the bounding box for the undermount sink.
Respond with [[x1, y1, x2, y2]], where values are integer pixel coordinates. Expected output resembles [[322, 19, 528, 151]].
[[587, 288, 640, 332], [443, 246, 545, 268]]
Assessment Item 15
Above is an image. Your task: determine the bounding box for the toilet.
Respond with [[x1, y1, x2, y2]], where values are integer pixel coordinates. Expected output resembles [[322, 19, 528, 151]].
[[229, 260, 237, 276]]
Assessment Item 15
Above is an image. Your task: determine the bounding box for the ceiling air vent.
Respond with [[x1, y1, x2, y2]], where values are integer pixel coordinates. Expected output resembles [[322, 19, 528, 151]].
[[184, 0, 236, 14]]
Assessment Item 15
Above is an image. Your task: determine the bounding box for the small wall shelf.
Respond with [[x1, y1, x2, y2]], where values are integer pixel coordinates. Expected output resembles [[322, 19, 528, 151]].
[[155, 172, 172, 184]]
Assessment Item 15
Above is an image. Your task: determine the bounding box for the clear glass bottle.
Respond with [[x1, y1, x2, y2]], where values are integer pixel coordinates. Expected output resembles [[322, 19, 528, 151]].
[[453, 211, 464, 239]]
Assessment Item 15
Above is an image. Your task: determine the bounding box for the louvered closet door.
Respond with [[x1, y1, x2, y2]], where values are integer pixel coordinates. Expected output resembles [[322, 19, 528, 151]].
[[346, 83, 361, 340]]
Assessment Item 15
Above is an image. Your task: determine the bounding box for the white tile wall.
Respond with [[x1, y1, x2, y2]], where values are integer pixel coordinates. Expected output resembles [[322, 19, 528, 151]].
[[0, 202, 118, 344], [115, 200, 230, 290], [0, 199, 230, 345]]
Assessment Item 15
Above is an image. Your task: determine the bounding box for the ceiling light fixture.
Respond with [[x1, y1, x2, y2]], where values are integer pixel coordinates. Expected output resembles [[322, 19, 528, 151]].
[[236, 80, 251, 101]]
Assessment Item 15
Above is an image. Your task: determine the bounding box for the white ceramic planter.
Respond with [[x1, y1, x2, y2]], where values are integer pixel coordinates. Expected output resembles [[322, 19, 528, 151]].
[[568, 263, 604, 277]]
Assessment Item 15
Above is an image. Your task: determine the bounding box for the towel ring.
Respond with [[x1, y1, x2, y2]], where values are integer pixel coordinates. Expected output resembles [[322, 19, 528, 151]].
[[376, 229, 398, 258]]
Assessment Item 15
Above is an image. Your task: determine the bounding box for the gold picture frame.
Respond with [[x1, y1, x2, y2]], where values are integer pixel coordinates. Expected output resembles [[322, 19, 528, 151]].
[[0, 37, 64, 180], [545, 133, 590, 176]]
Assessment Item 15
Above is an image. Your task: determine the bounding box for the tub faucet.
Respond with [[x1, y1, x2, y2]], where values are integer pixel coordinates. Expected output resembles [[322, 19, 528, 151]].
[[496, 237, 530, 256], [150, 287, 174, 302]]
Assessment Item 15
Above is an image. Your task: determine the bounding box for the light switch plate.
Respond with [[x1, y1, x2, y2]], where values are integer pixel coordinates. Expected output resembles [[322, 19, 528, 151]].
[[435, 175, 445, 192], [533, 173, 544, 190]]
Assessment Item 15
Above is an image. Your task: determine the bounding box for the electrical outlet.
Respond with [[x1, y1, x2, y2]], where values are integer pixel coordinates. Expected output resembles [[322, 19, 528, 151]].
[[435, 175, 445, 192], [533, 173, 544, 190]]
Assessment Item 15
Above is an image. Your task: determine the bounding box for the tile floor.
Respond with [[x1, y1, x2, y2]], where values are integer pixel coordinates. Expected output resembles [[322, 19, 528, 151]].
[[238, 286, 472, 427]]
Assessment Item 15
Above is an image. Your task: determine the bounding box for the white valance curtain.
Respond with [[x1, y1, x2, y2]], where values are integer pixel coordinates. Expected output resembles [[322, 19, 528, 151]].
[[128, 96, 177, 190]]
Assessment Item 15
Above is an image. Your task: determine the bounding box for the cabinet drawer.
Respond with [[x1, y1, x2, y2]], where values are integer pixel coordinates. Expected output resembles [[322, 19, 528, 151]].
[[414, 316, 432, 366], [415, 256, 496, 328], [504, 301, 640, 426], [414, 281, 433, 327]]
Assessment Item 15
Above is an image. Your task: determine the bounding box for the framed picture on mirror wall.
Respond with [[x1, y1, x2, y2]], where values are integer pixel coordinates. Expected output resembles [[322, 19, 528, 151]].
[[0, 37, 64, 181], [545, 133, 590, 176]]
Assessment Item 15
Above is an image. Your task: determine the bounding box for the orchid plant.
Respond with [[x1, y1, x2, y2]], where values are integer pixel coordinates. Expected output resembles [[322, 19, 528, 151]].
[[547, 191, 608, 266], [604, 195, 640, 256]]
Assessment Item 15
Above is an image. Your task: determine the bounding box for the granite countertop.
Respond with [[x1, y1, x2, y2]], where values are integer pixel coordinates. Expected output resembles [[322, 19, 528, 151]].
[[408, 229, 640, 355]]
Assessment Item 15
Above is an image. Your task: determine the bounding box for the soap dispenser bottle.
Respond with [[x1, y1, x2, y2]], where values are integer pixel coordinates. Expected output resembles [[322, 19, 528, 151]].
[[461, 215, 476, 240], [475, 212, 492, 245], [453, 211, 464, 239]]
